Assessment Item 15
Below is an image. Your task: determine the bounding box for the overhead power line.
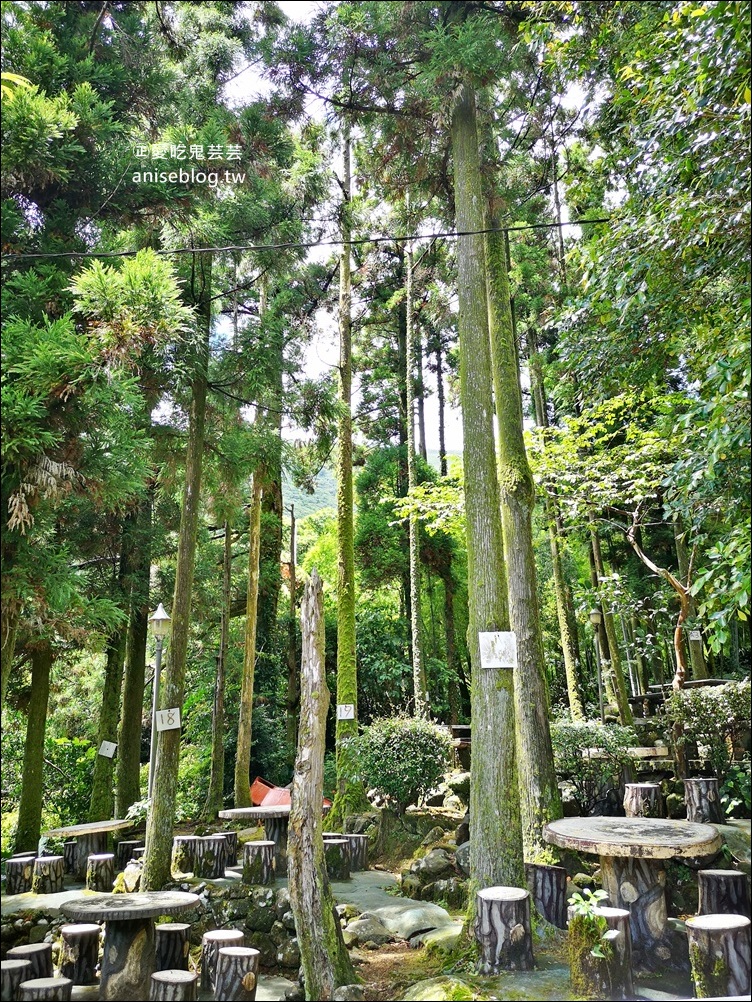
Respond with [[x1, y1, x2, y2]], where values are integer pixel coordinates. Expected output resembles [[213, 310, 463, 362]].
[[0, 216, 612, 264]]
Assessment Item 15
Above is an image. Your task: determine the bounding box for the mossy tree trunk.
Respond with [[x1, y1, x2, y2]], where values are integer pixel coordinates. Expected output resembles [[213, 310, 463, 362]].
[[142, 251, 211, 891], [204, 520, 231, 819], [485, 214, 562, 859], [589, 520, 633, 724], [286, 504, 299, 767], [15, 644, 53, 852], [234, 474, 263, 807], [89, 625, 127, 821], [450, 82, 525, 889], [289, 569, 355, 1000]]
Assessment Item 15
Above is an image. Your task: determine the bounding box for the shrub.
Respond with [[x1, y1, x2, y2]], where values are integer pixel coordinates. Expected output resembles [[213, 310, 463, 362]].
[[353, 715, 452, 816], [663, 678, 751, 781], [551, 721, 636, 815], [721, 759, 751, 818]]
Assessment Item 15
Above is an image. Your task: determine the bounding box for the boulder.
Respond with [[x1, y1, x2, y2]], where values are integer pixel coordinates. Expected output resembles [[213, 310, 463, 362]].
[[432, 877, 468, 909], [455, 841, 470, 877], [403, 976, 487, 1001], [412, 849, 454, 882], [277, 938, 301, 969], [332, 986, 366, 1001], [245, 887, 276, 933], [247, 931, 276, 966], [342, 915, 393, 947], [368, 902, 454, 941], [401, 873, 422, 899], [344, 813, 379, 834], [445, 772, 471, 803], [421, 826, 447, 847]]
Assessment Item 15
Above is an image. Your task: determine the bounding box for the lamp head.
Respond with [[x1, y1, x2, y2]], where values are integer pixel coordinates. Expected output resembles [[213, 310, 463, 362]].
[[589, 608, 602, 627], [149, 602, 172, 639]]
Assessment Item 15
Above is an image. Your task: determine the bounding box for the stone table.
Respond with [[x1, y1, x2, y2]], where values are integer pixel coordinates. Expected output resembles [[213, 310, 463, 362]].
[[219, 804, 330, 876], [43, 820, 133, 881], [544, 816, 721, 967], [60, 891, 198, 1001]]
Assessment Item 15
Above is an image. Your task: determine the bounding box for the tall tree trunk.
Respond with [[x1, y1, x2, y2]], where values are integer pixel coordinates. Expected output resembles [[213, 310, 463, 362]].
[[485, 215, 561, 859], [673, 519, 708, 679], [405, 214, 427, 714], [286, 504, 299, 767], [450, 83, 524, 889], [589, 520, 633, 724], [435, 334, 448, 477], [288, 570, 355, 1000], [204, 520, 232, 819], [0, 615, 18, 710], [332, 120, 367, 824], [442, 567, 461, 725], [416, 334, 428, 463], [142, 251, 211, 891], [15, 644, 53, 852], [234, 475, 263, 807], [89, 627, 127, 821]]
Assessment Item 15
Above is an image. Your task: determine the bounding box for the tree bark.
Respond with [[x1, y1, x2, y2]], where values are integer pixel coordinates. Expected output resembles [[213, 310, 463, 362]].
[[450, 83, 524, 890], [15, 645, 53, 852], [674, 519, 708, 679], [31, 855, 64, 894], [142, 250, 211, 891], [234, 474, 263, 808], [242, 841, 275, 885], [686, 914, 751, 998], [171, 835, 198, 876], [5, 856, 34, 894], [288, 569, 355, 1000], [89, 626, 126, 821], [286, 504, 299, 767], [623, 783, 664, 818], [684, 778, 723, 824], [85, 853, 115, 892], [485, 208, 561, 860], [204, 521, 231, 819], [200, 931, 245, 994], [193, 835, 227, 880]]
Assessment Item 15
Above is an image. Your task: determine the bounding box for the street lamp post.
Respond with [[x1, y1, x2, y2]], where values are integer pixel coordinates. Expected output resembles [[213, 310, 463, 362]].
[[148, 603, 171, 799], [590, 608, 605, 725]]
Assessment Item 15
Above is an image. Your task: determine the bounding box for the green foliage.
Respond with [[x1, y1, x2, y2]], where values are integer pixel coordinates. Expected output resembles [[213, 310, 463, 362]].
[[664, 679, 751, 781], [352, 714, 452, 816], [551, 721, 636, 815], [721, 759, 751, 819], [568, 887, 611, 958]]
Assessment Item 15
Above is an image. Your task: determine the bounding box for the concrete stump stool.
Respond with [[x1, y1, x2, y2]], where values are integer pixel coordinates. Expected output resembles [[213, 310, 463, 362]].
[[86, 853, 114, 892], [475, 887, 534, 972], [323, 838, 350, 880], [31, 856, 64, 894], [155, 923, 191, 972], [215, 946, 261, 1001], [623, 783, 664, 819], [115, 841, 144, 871], [242, 841, 275, 886], [17, 978, 72, 1001], [222, 831, 239, 867], [58, 924, 100, 985], [568, 904, 634, 1000], [346, 834, 369, 872], [698, 869, 751, 918], [684, 778, 723, 825], [193, 835, 227, 880], [1, 958, 33, 1001], [525, 862, 568, 929], [4, 857, 34, 895], [7, 944, 53, 981], [149, 970, 197, 1002], [62, 842, 77, 875], [171, 836, 199, 876], [200, 930, 244, 993], [685, 914, 751, 998]]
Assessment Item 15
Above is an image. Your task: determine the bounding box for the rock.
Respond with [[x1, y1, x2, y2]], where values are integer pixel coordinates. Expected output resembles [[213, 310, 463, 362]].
[[247, 931, 277, 966], [445, 772, 471, 803], [423, 788, 446, 808], [277, 937, 301, 969], [572, 872, 596, 891], [281, 909, 296, 931], [283, 988, 305, 1001], [412, 848, 454, 882], [401, 873, 422, 899], [28, 924, 48, 944], [418, 882, 436, 901], [344, 813, 379, 834], [432, 877, 468, 910], [332, 986, 365, 1001], [336, 903, 361, 923], [270, 920, 289, 946], [666, 792, 685, 819], [421, 826, 447, 846], [403, 976, 485, 1001], [443, 795, 463, 812], [412, 923, 464, 953], [455, 841, 470, 876], [246, 887, 276, 933], [369, 902, 454, 941], [342, 915, 393, 947], [455, 820, 470, 846]]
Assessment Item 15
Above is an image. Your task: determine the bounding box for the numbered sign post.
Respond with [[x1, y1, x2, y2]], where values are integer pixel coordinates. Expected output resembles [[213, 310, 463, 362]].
[[478, 631, 518, 669], [156, 708, 181, 731], [98, 740, 117, 758], [336, 704, 355, 720], [689, 630, 702, 642]]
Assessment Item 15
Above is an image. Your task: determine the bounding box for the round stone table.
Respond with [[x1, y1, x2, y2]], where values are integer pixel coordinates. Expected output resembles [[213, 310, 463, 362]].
[[544, 816, 721, 967], [218, 806, 293, 875], [60, 891, 198, 1001]]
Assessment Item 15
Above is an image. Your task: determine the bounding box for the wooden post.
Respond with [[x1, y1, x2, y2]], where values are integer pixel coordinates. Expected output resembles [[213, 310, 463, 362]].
[[475, 887, 534, 973], [686, 914, 751, 998], [346, 834, 368, 872], [1, 959, 33, 1000], [4, 856, 33, 895], [31, 856, 64, 894], [193, 835, 227, 880], [323, 838, 350, 881], [242, 841, 275, 886], [18, 978, 73, 1001], [684, 778, 723, 824], [287, 569, 355, 1000], [623, 783, 664, 818], [115, 841, 144, 871], [86, 853, 114, 892], [525, 862, 567, 929], [155, 923, 191, 972], [568, 904, 634, 1000], [171, 836, 199, 876], [148, 970, 198, 1002], [6, 944, 53, 981], [215, 946, 260, 1002], [698, 870, 751, 918], [59, 924, 100, 985], [199, 930, 244, 993]]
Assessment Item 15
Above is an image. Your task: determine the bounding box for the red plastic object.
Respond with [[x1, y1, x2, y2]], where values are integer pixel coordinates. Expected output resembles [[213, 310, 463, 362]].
[[250, 776, 276, 806], [261, 786, 291, 807]]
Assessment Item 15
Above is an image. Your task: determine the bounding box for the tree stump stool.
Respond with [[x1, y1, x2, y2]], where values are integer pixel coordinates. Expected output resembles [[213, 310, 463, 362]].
[[5, 857, 34, 895], [1, 959, 33, 1001], [200, 930, 244, 993], [474, 887, 534, 972], [525, 862, 567, 929], [73, 834, 107, 881], [193, 836, 227, 880], [346, 834, 369, 872], [155, 923, 191, 972], [115, 841, 143, 871], [58, 924, 100, 985], [698, 869, 751, 919], [568, 904, 634, 1000], [31, 856, 64, 895], [323, 838, 350, 881], [623, 783, 664, 819], [7, 944, 53, 981], [242, 842, 275, 886], [86, 853, 115, 892], [222, 831, 239, 867], [171, 836, 199, 876], [62, 843, 77, 876], [215, 946, 261, 1001], [684, 778, 723, 825], [685, 914, 751, 998], [149, 970, 197, 1002], [17, 978, 73, 1001]]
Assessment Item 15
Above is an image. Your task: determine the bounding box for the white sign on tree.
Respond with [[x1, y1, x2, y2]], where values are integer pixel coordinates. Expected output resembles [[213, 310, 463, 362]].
[[156, 707, 181, 731], [478, 631, 518, 669], [98, 741, 117, 758], [336, 704, 355, 720]]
